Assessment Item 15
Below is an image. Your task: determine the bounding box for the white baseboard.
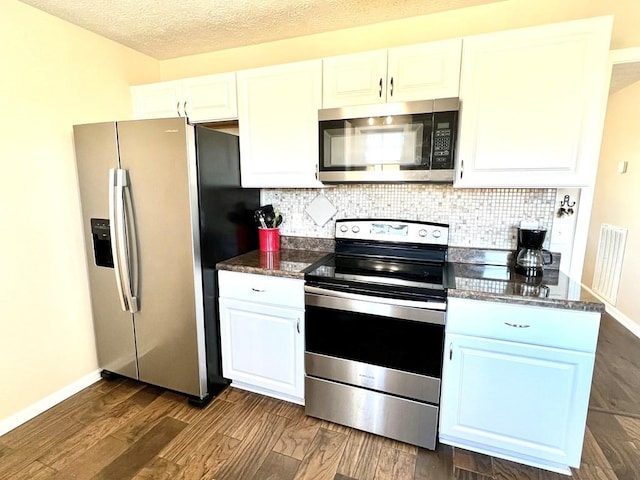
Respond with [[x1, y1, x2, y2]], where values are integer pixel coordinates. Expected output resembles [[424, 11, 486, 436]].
[[0, 369, 101, 437], [582, 284, 640, 339]]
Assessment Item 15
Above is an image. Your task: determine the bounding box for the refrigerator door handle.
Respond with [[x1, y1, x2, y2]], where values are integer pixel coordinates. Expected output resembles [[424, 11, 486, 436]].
[[115, 169, 140, 313], [123, 174, 140, 312], [109, 168, 129, 312]]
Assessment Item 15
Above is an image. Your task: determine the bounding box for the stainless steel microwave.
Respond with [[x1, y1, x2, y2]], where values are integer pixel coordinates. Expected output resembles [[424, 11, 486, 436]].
[[318, 98, 458, 183]]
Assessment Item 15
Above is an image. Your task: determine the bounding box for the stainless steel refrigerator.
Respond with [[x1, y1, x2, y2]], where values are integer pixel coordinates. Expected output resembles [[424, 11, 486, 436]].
[[73, 117, 259, 404]]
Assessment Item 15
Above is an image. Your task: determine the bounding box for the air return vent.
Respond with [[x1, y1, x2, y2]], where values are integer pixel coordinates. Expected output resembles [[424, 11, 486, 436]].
[[592, 224, 627, 305]]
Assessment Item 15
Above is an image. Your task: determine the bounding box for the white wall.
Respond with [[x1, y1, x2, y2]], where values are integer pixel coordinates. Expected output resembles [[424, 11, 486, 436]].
[[0, 1, 159, 422], [583, 80, 640, 330]]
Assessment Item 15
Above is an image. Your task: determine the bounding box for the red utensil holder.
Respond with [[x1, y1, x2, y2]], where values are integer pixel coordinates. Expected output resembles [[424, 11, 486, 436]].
[[258, 228, 280, 252]]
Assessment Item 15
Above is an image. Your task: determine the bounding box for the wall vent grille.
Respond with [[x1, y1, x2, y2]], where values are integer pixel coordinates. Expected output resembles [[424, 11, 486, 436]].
[[592, 224, 627, 305]]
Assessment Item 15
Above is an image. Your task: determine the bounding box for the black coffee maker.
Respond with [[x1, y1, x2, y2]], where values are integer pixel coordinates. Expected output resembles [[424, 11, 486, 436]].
[[515, 228, 553, 276]]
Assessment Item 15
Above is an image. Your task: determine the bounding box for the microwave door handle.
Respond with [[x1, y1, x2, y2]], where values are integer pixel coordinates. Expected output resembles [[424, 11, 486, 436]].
[[109, 169, 128, 312]]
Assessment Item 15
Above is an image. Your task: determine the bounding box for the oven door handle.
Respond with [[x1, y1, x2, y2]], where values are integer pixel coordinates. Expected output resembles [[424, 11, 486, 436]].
[[305, 287, 445, 325]]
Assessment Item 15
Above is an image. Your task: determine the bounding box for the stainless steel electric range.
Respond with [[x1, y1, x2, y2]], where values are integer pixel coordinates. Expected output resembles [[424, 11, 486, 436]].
[[304, 218, 451, 449]]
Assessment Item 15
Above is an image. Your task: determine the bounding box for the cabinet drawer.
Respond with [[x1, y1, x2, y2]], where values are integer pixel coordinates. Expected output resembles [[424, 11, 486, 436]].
[[218, 270, 304, 309], [446, 298, 600, 353]]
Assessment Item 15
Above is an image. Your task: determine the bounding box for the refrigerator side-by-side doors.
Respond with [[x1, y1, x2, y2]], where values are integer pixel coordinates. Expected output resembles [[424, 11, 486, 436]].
[[116, 118, 206, 398], [74, 123, 138, 378]]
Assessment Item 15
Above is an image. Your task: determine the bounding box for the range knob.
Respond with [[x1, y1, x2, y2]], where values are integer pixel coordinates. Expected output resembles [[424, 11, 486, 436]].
[[352, 225, 360, 233], [418, 229, 428, 237], [432, 230, 442, 238], [339, 225, 348, 233]]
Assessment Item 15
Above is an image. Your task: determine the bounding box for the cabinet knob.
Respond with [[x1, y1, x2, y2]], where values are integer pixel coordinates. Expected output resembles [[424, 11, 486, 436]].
[[183, 101, 188, 118], [297, 318, 300, 334], [176, 102, 181, 117], [390, 77, 394, 97], [379, 78, 383, 98]]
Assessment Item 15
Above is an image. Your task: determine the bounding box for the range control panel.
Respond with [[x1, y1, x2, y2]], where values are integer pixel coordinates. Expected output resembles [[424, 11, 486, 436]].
[[335, 219, 449, 246]]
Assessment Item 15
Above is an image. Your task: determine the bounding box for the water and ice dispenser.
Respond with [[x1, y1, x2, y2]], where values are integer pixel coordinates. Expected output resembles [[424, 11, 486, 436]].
[[90, 218, 114, 268]]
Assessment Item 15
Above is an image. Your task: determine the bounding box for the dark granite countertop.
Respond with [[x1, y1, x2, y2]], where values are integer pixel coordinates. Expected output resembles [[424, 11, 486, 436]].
[[448, 263, 604, 312], [216, 241, 604, 313], [216, 249, 331, 279]]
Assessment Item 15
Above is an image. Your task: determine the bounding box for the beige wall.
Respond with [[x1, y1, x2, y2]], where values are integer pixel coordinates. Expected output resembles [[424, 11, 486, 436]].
[[0, 1, 158, 422], [158, 0, 640, 80], [583, 81, 640, 328]]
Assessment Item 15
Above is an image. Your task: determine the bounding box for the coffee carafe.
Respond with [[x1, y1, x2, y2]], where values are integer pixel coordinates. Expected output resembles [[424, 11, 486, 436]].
[[515, 228, 553, 276]]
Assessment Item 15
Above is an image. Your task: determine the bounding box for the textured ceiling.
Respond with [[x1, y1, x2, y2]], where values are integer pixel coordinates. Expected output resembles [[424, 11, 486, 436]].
[[18, 0, 504, 59]]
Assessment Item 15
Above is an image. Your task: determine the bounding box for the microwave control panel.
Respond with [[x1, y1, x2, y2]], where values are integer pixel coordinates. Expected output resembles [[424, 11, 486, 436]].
[[431, 111, 457, 170]]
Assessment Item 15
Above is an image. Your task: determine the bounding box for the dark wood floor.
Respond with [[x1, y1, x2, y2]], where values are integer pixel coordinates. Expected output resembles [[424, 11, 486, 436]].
[[1, 312, 638, 480]]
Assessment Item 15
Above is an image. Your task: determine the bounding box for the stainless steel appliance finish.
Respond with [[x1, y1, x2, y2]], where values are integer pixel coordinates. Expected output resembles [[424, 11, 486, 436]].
[[306, 352, 441, 404], [305, 376, 439, 450], [318, 98, 459, 184], [304, 219, 449, 449], [74, 118, 259, 402], [318, 98, 460, 122]]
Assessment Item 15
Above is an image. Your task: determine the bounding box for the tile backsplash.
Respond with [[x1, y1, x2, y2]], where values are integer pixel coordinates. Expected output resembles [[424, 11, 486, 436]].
[[262, 184, 556, 250]]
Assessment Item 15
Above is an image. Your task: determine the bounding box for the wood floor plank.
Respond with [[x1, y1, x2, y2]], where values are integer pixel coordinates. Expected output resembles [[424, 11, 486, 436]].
[[373, 445, 416, 480], [591, 435, 640, 480], [110, 392, 182, 443], [48, 435, 129, 480], [273, 408, 323, 461], [219, 394, 282, 441], [293, 428, 349, 480], [580, 427, 613, 470], [0, 416, 86, 478], [90, 416, 188, 480], [165, 433, 240, 480], [571, 464, 618, 480], [70, 379, 147, 425], [130, 456, 183, 480], [336, 428, 384, 480], [617, 415, 640, 443], [158, 398, 238, 463], [37, 385, 163, 471], [213, 411, 289, 480], [492, 457, 539, 479], [251, 451, 301, 480], [452, 448, 493, 477], [10, 460, 56, 480], [414, 444, 453, 480]]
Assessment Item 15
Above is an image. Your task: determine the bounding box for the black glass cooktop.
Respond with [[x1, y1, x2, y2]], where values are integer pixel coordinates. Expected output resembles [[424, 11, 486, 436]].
[[305, 253, 449, 303]]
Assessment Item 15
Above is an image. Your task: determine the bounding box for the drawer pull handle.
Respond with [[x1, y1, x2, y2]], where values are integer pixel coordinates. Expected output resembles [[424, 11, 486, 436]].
[[505, 322, 530, 328], [251, 288, 266, 292]]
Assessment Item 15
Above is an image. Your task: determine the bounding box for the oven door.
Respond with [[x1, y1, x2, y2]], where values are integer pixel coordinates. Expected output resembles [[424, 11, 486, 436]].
[[304, 286, 445, 404]]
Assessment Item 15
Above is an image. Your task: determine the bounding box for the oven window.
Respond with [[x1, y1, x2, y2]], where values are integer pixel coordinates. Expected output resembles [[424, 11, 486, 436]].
[[305, 305, 444, 378]]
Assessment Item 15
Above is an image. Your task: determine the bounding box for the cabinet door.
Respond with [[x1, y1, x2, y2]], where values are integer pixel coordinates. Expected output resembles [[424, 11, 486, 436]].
[[219, 297, 304, 403], [387, 39, 462, 102], [182, 73, 238, 122], [131, 81, 184, 120], [237, 60, 323, 187], [440, 333, 594, 469], [322, 50, 388, 108], [455, 17, 612, 187]]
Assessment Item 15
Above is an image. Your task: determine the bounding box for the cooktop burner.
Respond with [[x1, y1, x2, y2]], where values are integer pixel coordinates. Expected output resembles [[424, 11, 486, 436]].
[[305, 219, 451, 304]]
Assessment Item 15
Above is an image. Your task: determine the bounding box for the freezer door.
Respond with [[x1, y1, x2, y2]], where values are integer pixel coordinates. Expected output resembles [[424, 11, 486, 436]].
[[116, 118, 205, 398], [73, 123, 138, 379]]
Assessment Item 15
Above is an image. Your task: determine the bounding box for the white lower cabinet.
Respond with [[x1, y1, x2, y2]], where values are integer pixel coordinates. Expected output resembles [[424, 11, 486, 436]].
[[440, 297, 600, 474], [218, 271, 305, 404]]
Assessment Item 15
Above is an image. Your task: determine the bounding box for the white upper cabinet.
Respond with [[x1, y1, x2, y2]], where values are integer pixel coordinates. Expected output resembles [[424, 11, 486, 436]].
[[237, 59, 323, 188], [455, 16, 613, 188], [131, 72, 238, 122], [322, 39, 462, 108]]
